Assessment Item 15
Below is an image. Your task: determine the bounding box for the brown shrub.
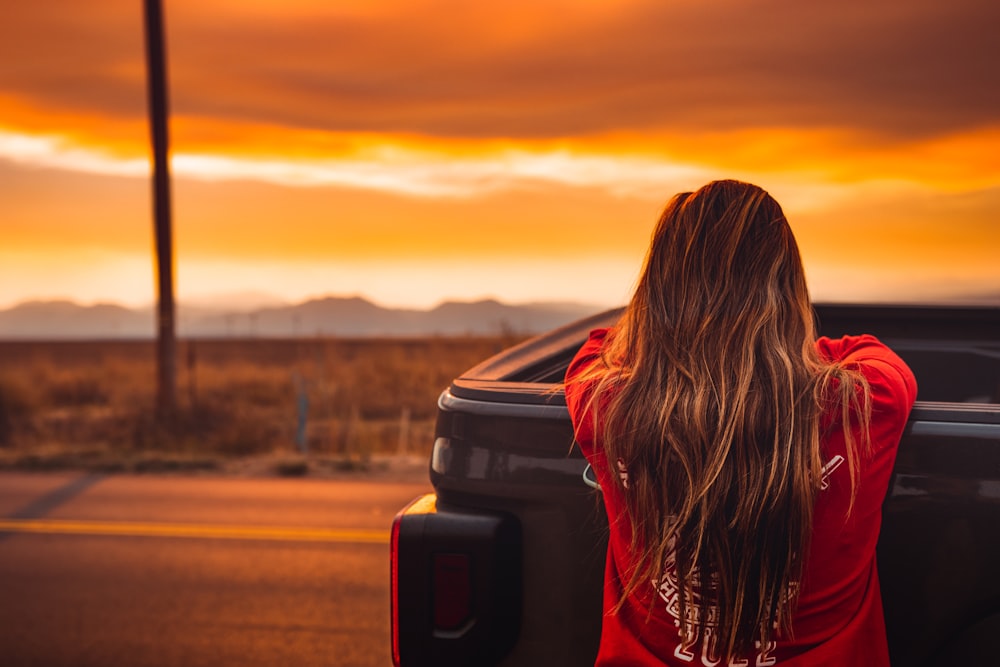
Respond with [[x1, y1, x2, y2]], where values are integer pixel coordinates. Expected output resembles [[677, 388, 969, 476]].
[[0, 374, 39, 447], [0, 336, 519, 459]]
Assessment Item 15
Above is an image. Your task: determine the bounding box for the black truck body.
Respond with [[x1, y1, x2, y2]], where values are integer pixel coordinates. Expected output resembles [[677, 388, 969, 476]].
[[391, 304, 1000, 667]]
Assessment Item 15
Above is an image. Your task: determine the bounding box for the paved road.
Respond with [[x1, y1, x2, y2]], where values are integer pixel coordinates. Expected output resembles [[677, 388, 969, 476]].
[[0, 471, 431, 667]]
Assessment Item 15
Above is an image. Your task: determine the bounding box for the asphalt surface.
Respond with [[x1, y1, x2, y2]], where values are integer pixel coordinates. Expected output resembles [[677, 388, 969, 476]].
[[0, 469, 432, 667]]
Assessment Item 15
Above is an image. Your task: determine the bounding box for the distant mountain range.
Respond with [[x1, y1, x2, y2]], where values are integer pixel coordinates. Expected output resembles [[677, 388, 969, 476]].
[[4, 292, 996, 340], [0, 297, 606, 339]]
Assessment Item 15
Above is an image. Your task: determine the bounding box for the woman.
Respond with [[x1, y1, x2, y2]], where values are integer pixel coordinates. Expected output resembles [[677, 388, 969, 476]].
[[564, 180, 917, 666]]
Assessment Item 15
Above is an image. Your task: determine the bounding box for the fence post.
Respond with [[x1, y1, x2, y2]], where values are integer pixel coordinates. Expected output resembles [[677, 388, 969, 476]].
[[346, 403, 360, 461], [293, 373, 309, 454], [186, 342, 197, 409], [397, 406, 411, 455]]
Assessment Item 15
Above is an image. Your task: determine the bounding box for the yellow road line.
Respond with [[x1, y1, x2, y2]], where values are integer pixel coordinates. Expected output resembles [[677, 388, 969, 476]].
[[0, 519, 389, 544]]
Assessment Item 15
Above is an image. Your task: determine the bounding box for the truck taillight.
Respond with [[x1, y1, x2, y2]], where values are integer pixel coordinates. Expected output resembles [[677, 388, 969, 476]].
[[391, 495, 436, 667], [390, 509, 402, 667], [390, 494, 520, 666]]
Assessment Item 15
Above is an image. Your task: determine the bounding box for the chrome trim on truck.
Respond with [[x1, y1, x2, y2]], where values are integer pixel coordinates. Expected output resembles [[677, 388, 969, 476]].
[[438, 390, 570, 420]]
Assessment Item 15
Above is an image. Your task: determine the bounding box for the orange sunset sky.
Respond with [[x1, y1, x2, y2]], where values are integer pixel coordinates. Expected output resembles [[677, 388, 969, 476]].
[[1, 0, 998, 310]]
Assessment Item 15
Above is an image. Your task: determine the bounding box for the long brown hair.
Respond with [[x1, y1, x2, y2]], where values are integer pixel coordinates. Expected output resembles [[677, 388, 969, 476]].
[[575, 180, 870, 659]]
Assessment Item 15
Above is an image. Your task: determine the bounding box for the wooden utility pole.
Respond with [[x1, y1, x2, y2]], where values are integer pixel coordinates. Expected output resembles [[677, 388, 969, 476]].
[[143, 0, 177, 418]]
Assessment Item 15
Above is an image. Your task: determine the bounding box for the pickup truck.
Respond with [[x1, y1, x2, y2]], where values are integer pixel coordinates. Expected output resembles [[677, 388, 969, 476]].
[[391, 303, 1000, 667]]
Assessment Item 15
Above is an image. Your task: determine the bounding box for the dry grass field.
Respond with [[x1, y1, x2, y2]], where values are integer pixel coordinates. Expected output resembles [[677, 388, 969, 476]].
[[0, 336, 522, 474]]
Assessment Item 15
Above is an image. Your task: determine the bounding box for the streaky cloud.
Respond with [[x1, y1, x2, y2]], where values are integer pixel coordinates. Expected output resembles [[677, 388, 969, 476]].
[[0, 129, 711, 199]]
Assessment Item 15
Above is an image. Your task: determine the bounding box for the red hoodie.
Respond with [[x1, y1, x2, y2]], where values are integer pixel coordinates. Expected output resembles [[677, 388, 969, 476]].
[[565, 329, 917, 666]]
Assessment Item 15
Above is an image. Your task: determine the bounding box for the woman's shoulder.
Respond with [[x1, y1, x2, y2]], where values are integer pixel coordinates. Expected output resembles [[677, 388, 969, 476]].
[[816, 333, 918, 413]]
